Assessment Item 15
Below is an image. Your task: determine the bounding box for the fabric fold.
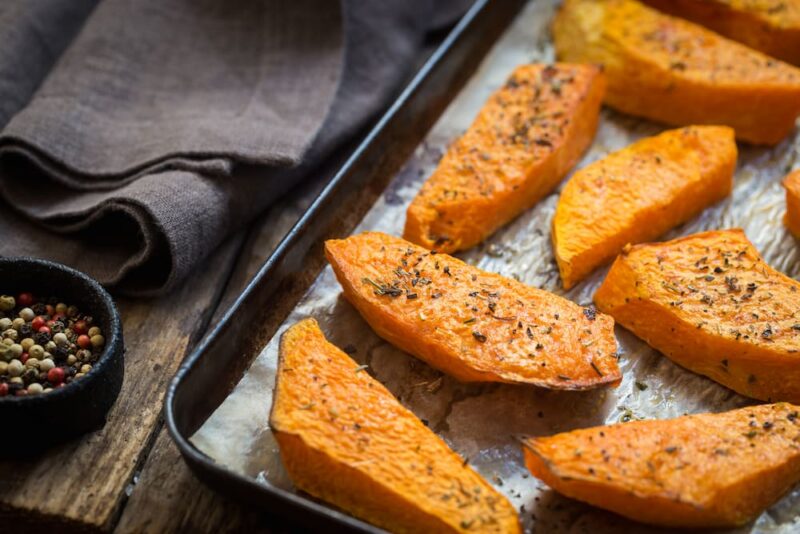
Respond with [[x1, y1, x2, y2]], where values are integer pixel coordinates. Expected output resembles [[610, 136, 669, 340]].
[[0, 0, 473, 295]]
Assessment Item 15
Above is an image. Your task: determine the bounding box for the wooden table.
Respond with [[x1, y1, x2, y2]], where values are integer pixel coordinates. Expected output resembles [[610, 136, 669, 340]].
[[0, 168, 331, 534]]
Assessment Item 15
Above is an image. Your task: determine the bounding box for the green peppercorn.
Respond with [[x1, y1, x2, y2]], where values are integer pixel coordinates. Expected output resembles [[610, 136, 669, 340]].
[[0, 361, 7, 375], [25, 358, 40, 369], [3, 329, 18, 341], [66, 355, 77, 366], [80, 364, 92, 374], [66, 305, 79, 318], [9, 344, 22, 358], [55, 303, 67, 315], [88, 326, 101, 337], [90, 335, 105, 349], [0, 318, 11, 331], [0, 295, 14, 311], [0, 344, 10, 363], [11, 318, 24, 331]]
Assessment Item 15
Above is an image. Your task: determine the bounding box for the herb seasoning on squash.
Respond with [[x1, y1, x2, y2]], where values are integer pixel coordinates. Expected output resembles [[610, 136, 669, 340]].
[[270, 319, 521, 534], [553, 125, 736, 289], [325, 232, 620, 389], [404, 63, 606, 254], [553, 0, 800, 145], [643, 0, 800, 66], [522, 402, 800, 528], [595, 229, 800, 402]]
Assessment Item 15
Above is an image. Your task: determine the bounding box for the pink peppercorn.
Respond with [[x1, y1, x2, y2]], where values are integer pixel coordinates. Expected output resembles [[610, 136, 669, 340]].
[[0, 383, 7, 397], [17, 292, 33, 307], [47, 367, 65, 385], [73, 320, 88, 335], [77, 335, 91, 349], [31, 316, 46, 331]]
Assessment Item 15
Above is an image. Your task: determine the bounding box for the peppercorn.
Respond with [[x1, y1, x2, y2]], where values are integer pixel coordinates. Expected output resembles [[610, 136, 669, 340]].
[[11, 318, 23, 331], [31, 303, 47, 315], [20, 338, 34, 352], [7, 359, 23, 377], [3, 329, 17, 341], [73, 320, 88, 335], [17, 293, 33, 307], [9, 344, 22, 358], [28, 344, 44, 359], [80, 364, 92, 374], [18, 323, 32, 337], [25, 358, 40, 370], [0, 361, 7, 375], [21, 368, 38, 384], [90, 335, 105, 349], [31, 316, 46, 332], [77, 335, 91, 349], [53, 333, 68, 346], [0, 318, 11, 331], [88, 326, 101, 338], [66, 355, 77, 366], [54, 303, 67, 315], [39, 358, 54, 372], [27, 383, 43, 395], [49, 321, 65, 334], [34, 331, 51, 345], [47, 367, 65, 385], [0, 383, 7, 396], [18, 307, 34, 322], [0, 295, 14, 312]]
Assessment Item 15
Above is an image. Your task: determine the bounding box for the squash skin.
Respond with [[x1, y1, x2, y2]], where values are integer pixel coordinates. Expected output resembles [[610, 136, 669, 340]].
[[270, 319, 521, 534], [553, 126, 736, 290], [643, 0, 800, 66], [594, 229, 800, 402], [552, 0, 800, 145], [784, 170, 800, 238], [325, 232, 621, 389], [522, 402, 800, 528], [404, 63, 606, 253]]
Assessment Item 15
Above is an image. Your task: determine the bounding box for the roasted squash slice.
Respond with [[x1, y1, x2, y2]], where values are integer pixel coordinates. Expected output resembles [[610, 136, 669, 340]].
[[595, 229, 800, 402], [553, 126, 736, 289], [784, 170, 800, 238], [325, 232, 621, 389], [270, 319, 521, 534], [643, 0, 800, 66], [553, 0, 800, 145], [404, 63, 606, 253], [522, 402, 800, 528]]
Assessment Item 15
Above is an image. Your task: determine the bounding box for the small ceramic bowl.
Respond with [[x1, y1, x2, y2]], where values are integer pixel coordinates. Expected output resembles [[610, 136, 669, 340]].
[[0, 257, 123, 454]]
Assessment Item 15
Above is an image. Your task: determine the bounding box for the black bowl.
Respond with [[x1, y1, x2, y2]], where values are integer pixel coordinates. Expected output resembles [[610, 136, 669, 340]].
[[0, 257, 123, 454]]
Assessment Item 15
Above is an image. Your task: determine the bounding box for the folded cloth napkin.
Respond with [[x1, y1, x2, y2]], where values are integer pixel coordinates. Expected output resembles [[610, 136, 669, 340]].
[[0, 0, 471, 295]]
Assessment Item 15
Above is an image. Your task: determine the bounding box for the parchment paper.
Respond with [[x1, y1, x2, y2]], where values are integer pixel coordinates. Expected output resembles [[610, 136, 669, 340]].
[[192, 1, 800, 531]]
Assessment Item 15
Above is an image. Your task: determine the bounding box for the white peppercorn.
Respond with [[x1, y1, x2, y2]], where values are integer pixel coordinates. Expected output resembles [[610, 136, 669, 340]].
[[39, 358, 55, 372], [53, 332, 68, 346], [8, 359, 23, 377], [27, 383, 43, 395], [18, 307, 35, 322]]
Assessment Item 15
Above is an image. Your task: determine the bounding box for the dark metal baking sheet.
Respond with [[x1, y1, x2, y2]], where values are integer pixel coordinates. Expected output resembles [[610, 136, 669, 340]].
[[166, 1, 526, 531]]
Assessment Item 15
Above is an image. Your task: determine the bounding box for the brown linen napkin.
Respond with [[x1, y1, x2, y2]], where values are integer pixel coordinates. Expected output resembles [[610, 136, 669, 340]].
[[0, 0, 472, 295]]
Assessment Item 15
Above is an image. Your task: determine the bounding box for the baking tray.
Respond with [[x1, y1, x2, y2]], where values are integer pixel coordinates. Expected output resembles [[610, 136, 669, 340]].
[[166, 1, 526, 532], [168, 0, 800, 532]]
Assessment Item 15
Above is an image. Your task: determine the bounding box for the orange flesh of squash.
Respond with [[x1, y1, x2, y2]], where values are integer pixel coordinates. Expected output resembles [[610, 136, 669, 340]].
[[324, 232, 621, 389], [594, 229, 800, 402], [552, 0, 800, 145], [643, 0, 800, 66], [784, 170, 800, 238], [404, 63, 606, 253], [553, 125, 736, 290], [522, 402, 800, 528], [270, 319, 521, 534]]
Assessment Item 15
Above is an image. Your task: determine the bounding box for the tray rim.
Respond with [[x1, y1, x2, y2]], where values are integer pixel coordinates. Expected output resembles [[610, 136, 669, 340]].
[[165, 0, 527, 531]]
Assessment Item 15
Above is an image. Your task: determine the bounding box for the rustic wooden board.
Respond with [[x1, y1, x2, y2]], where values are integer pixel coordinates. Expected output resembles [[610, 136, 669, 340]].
[[0, 236, 242, 532]]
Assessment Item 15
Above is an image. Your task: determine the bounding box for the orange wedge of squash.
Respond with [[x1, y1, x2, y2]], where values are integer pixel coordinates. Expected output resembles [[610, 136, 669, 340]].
[[325, 232, 621, 389], [522, 402, 800, 528], [553, 125, 736, 289], [404, 63, 606, 253], [595, 229, 800, 402], [643, 0, 800, 66], [553, 0, 800, 145], [784, 170, 800, 238], [270, 318, 521, 534]]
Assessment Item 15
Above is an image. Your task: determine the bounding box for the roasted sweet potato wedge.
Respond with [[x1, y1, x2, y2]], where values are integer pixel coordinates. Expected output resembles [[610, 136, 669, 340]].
[[270, 318, 521, 534], [643, 0, 800, 66], [522, 402, 800, 528], [404, 63, 606, 253], [553, 0, 800, 145], [553, 126, 736, 289], [325, 232, 621, 389], [784, 170, 800, 238], [595, 229, 800, 402]]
